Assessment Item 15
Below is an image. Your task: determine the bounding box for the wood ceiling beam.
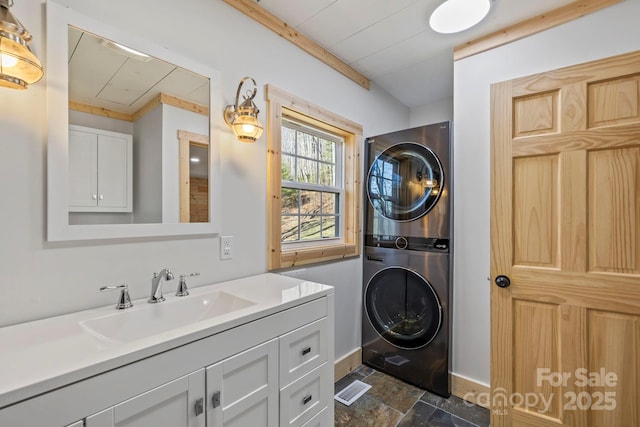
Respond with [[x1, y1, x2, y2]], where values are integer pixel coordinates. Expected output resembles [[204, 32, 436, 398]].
[[454, 0, 623, 61], [223, 0, 371, 90], [70, 94, 209, 123]]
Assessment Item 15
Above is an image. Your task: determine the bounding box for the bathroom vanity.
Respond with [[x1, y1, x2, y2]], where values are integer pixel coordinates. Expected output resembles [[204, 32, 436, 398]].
[[0, 274, 334, 427]]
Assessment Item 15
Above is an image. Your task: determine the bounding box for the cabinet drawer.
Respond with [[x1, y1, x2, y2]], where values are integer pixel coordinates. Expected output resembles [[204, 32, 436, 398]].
[[301, 406, 330, 427], [280, 363, 329, 427], [279, 318, 328, 386]]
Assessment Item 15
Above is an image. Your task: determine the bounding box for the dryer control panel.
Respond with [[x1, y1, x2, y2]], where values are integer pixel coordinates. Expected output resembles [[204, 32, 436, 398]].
[[365, 235, 449, 252]]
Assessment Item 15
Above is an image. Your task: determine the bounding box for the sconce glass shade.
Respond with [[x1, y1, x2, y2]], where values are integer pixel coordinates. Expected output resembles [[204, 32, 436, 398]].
[[231, 113, 263, 143], [0, 0, 44, 90], [224, 77, 264, 143]]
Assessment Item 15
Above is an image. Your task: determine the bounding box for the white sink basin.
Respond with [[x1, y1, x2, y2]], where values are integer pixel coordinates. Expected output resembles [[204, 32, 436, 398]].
[[80, 291, 255, 343]]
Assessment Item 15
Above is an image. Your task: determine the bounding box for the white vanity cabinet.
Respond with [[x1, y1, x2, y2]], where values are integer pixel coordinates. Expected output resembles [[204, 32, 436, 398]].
[[84, 370, 205, 427], [206, 339, 279, 427], [68, 125, 133, 212], [0, 288, 334, 427]]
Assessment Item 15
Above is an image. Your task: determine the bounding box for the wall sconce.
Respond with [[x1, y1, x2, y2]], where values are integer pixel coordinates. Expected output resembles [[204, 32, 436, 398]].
[[0, 0, 44, 90], [223, 77, 264, 143]]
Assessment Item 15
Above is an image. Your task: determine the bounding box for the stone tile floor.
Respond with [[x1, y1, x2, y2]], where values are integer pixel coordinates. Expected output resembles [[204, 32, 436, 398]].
[[334, 365, 490, 427]]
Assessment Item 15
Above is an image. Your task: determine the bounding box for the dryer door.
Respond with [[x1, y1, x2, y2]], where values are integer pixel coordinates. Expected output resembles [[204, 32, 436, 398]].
[[367, 142, 444, 222], [364, 266, 442, 350]]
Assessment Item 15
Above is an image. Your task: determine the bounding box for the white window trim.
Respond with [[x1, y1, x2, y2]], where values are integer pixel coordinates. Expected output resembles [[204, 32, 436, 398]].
[[266, 85, 362, 270]]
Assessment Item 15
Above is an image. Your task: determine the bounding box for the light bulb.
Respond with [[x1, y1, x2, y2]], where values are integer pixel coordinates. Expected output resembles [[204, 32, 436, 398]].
[[241, 124, 256, 133]]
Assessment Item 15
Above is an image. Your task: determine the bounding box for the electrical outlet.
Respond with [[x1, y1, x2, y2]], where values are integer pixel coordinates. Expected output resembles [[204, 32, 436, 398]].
[[220, 236, 234, 260]]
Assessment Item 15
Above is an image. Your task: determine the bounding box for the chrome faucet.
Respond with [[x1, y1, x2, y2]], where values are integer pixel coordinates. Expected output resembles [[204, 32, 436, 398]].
[[149, 268, 174, 303]]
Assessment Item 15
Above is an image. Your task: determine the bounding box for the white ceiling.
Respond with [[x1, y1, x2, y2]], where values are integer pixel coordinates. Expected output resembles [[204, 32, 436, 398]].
[[256, 0, 576, 107], [68, 27, 210, 116]]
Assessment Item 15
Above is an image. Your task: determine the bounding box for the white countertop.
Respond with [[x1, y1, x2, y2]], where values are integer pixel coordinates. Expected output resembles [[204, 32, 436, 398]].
[[0, 273, 332, 409]]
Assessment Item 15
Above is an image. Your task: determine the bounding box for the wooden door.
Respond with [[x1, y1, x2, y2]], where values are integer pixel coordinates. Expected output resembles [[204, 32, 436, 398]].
[[491, 51, 640, 426]]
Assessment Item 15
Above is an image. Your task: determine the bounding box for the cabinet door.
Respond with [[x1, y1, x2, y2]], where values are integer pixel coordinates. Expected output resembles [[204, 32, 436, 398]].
[[69, 128, 98, 209], [85, 370, 205, 427], [97, 133, 130, 209], [206, 339, 278, 427]]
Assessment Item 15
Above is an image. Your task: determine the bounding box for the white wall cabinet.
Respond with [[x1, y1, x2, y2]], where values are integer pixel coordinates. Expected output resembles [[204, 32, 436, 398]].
[[9, 296, 334, 427], [69, 125, 132, 212]]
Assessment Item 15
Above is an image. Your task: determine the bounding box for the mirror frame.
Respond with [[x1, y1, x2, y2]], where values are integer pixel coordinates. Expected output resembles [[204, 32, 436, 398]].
[[46, 1, 222, 241]]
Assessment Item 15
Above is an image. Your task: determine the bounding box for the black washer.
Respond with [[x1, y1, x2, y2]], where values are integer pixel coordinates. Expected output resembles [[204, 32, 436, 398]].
[[364, 266, 442, 350]]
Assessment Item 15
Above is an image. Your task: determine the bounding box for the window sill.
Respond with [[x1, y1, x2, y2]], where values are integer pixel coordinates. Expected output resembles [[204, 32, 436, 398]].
[[279, 243, 359, 268]]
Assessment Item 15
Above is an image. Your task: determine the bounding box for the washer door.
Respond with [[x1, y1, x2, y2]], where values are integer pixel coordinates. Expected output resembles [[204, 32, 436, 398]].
[[367, 142, 444, 221], [365, 267, 442, 350]]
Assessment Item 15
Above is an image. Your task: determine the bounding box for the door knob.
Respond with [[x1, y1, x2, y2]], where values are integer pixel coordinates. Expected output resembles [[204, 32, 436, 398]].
[[495, 275, 511, 288]]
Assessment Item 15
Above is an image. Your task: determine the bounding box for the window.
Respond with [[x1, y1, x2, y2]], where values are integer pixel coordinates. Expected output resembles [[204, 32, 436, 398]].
[[281, 120, 342, 243], [266, 85, 362, 270]]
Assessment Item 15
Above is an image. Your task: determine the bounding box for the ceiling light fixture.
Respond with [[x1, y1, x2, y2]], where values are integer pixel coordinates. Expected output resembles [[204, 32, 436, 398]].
[[429, 0, 491, 34], [100, 39, 151, 62], [223, 77, 264, 143], [0, 0, 44, 90]]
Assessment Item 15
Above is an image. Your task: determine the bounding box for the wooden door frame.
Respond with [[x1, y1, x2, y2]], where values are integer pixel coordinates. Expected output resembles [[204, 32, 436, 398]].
[[177, 129, 209, 223]]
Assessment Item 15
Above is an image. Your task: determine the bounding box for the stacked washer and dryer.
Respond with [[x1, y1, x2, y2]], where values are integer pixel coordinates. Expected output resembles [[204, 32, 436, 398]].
[[362, 122, 452, 397]]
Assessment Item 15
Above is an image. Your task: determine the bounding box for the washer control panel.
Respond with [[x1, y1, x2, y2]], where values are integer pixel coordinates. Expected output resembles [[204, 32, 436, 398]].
[[365, 235, 449, 252]]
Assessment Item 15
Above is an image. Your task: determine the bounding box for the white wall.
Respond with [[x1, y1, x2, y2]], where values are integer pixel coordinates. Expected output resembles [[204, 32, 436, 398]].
[[409, 96, 453, 128], [133, 105, 163, 223], [452, 0, 640, 386], [0, 0, 409, 373]]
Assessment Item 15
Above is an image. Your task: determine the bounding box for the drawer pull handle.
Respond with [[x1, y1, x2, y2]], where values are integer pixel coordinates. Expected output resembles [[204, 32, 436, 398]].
[[301, 346, 311, 356], [212, 391, 221, 408], [302, 394, 313, 405], [194, 398, 204, 416]]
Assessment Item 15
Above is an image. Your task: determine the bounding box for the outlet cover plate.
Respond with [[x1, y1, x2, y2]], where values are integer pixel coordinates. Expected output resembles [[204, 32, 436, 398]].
[[220, 236, 233, 260]]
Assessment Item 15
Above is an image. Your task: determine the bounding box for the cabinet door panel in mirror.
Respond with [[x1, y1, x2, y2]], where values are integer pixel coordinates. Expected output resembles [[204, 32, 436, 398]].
[[67, 26, 210, 225]]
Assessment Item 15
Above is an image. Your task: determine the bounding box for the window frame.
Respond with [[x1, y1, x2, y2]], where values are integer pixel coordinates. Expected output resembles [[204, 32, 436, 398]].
[[266, 85, 362, 270]]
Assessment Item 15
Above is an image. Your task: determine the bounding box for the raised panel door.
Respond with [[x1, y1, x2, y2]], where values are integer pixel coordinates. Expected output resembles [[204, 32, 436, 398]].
[[85, 370, 205, 427], [491, 51, 640, 426], [69, 128, 98, 209], [97, 133, 131, 209], [206, 339, 278, 427]]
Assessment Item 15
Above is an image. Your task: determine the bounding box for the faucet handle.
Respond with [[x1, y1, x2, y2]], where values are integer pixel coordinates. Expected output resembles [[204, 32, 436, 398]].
[[176, 272, 199, 297], [100, 284, 133, 310]]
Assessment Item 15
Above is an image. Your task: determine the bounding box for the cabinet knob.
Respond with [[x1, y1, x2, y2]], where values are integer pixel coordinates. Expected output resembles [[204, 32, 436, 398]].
[[99, 194, 104, 200], [301, 346, 311, 356], [302, 394, 313, 405], [92, 194, 97, 200]]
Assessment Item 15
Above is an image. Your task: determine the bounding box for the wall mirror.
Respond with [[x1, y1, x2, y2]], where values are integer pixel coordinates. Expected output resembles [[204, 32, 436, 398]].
[[47, 1, 221, 241]]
